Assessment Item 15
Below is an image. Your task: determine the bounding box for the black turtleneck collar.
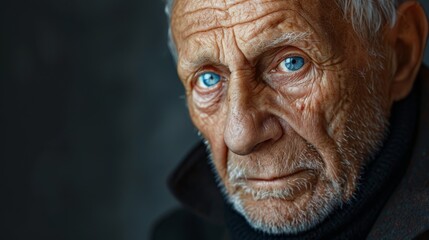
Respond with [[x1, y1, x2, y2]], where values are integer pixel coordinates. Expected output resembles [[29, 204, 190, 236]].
[[223, 85, 419, 240]]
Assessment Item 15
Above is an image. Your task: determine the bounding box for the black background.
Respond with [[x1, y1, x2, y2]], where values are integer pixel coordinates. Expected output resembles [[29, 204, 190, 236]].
[[1, 1, 428, 240]]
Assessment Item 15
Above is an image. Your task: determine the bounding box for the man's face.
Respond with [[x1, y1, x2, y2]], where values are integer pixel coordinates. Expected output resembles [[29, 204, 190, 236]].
[[172, 0, 395, 234]]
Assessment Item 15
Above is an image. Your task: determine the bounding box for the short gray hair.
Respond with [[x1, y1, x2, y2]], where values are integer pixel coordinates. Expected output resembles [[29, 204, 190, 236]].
[[164, 0, 406, 63]]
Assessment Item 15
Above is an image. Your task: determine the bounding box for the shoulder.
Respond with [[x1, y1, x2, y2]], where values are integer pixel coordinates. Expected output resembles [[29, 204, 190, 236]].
[[368, 66, 429, 240]]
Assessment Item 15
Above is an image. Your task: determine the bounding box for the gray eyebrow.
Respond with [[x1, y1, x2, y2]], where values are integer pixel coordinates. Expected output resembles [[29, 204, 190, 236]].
[[266, 32, 310, 48], [251, 32, 311, 53], [179, 54, 220, 70], [236, 31, 311, 63], [179, 32, 310, 70]]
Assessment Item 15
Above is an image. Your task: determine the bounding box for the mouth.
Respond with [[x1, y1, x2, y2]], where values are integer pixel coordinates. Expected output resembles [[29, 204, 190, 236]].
[[237, 169, 318, 200]]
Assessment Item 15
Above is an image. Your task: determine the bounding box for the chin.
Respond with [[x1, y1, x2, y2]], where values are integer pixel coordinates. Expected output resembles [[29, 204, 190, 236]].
[[206, 134, 362, 235], [224, 171, 344, 235]]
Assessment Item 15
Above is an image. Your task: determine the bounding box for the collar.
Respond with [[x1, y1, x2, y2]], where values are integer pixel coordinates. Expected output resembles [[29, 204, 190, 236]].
[[168, 141, 225, 224], [367, 65, 429, 239]]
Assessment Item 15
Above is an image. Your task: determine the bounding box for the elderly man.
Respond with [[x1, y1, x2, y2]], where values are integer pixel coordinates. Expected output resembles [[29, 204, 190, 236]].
[[153, 0, 429, 239]]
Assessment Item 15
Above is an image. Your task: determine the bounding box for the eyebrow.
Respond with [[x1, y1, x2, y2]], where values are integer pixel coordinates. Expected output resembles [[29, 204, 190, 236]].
[[179, 54, 219, 71], [248, 32, 311, 60], [264, 32, 310, 49], [180, 31, 311, 70]]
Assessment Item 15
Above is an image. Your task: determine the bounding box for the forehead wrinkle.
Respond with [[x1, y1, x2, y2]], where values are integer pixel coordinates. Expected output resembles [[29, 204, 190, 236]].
[[175, 0, 286, 18], [245, 32, 311, 58], [175, 0, 250, 19], [178, 49, 228, 81], [177, 0, 297, 40], [233, 8, 316, 62], [178, 30, 223, 72], [175, 0, 339, 73], [182, 8, 290, 40]]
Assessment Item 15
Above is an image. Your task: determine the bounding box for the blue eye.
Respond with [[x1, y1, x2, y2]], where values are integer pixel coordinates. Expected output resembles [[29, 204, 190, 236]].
[[197, 72, 221, 88], [280, 56, 305, 72]]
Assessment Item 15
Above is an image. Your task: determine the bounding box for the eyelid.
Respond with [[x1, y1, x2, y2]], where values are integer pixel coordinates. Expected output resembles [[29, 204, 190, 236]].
[[191, 67, 227, 112], [261, 48, 314, 87], [265, 47, 309, 73], [196, 72, 221, 89], [192, 67, 227, 94], [193, 66, 228, 83], [271, 55, 309, 80]]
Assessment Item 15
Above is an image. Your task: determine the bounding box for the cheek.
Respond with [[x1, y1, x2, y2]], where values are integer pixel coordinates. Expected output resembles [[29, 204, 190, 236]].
[[322, 68, 380, 129], [272, 70, 332, 141], [189, 103, 229, 177], [271, 69, 348, 177]]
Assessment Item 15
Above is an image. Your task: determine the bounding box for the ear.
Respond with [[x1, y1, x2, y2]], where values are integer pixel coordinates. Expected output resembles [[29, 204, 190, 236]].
[[388, 1, 428, 102]]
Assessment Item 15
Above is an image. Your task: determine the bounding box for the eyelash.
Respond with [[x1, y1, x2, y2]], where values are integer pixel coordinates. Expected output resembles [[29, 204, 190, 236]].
[[273, 51, 306, 68], [192, 68, 226, 92], [190, 51, 310, 89]]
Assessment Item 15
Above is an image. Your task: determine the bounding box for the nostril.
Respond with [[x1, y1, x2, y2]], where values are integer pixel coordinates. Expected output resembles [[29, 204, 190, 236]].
[[224, 114, 283, 155], [251, 126, 283, 153]]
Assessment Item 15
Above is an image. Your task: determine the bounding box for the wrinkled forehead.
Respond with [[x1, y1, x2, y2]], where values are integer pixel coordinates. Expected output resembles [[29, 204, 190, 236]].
[[171, 0, 355, 70], [171, 0, 341, 39], [173, 0, 294, 37]]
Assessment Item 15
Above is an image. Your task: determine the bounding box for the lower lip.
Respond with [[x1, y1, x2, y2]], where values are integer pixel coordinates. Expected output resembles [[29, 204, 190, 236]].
[[244, 170, 317, 199]]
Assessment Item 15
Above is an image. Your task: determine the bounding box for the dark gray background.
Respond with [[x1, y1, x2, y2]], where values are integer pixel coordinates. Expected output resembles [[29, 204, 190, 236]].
[[1, 1, 428, 240]]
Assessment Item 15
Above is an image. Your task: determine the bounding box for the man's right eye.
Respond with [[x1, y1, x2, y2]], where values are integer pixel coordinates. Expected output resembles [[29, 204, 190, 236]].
[[196, 72, 221, 88]]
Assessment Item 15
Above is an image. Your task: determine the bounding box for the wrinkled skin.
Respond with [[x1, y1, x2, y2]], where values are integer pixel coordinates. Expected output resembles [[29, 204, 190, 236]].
[[171, 0, 406, 234]]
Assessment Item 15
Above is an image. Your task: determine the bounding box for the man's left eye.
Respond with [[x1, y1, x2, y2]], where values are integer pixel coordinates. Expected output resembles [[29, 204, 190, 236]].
[[278, 56, 305, 72]]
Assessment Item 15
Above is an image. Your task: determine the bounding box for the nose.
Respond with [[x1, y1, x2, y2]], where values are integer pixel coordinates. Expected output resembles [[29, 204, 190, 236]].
[[223, 76, 282, 155]]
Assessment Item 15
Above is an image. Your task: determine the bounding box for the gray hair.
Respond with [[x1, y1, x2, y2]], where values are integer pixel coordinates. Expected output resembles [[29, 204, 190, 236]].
[[164, 0, 407, 63]]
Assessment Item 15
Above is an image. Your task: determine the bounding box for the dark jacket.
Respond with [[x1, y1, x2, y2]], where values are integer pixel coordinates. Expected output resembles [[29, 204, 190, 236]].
[[152, 67, 429, 240]]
